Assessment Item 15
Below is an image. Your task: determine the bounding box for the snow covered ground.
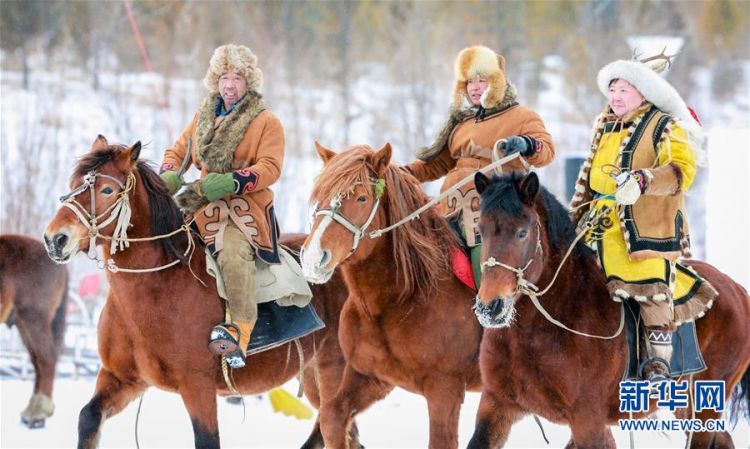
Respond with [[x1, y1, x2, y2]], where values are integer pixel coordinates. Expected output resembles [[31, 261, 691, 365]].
[[1, 376, 748, 448]]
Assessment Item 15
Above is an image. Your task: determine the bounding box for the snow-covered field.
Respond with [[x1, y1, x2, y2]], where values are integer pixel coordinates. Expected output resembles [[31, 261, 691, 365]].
[[1, 376, 748, 448]]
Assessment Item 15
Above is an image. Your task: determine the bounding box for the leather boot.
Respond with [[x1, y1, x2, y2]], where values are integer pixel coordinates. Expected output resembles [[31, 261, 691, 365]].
[[209, 320, 254, 368]]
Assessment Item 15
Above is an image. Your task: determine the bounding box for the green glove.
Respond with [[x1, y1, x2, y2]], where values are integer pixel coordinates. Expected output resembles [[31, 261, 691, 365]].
[[160, 171, 184, 195], [202, 172, 237, 202]]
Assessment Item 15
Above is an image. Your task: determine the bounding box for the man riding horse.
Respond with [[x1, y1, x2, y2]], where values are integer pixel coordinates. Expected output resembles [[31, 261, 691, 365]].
[[160, 44, 285, 369], [404, 45, 556, 288]]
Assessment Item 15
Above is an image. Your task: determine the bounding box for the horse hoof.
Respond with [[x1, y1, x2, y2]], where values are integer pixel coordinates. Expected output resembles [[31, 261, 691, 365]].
[[226, 396, 242, 405], [21, 416, 46, 429]]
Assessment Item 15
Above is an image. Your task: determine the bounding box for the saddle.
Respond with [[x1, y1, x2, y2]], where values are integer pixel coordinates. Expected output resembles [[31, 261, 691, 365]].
[[204, 244, 325, 355], [622, 300, 706, 381]]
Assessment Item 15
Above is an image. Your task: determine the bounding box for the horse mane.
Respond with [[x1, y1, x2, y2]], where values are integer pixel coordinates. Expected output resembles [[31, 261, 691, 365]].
[[311, 145, 455, 303], [480, 172, 587, 257], [74, 146, 186, 263]]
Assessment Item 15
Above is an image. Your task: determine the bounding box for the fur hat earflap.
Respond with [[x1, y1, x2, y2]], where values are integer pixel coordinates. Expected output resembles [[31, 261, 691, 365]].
[[203, 44, 263, 93], [452, 45, 508, 109]]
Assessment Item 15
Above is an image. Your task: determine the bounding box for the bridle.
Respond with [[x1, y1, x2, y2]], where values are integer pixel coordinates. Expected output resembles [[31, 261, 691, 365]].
[[60, 171, 136, 260], [477, 209, 624, 340], [59, 169, 195, 273], [312, 179, 382, 256], [480, 219, 544, 297]]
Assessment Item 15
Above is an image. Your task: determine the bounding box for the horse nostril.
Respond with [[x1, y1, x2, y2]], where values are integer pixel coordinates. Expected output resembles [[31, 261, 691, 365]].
[[320, 250, 331, 267], [53, 233, 69, 250]]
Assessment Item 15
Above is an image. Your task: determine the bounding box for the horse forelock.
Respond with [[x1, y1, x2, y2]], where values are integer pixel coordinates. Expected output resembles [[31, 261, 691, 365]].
[[480, 173, 583, 255], [311, 145, 454, 303]]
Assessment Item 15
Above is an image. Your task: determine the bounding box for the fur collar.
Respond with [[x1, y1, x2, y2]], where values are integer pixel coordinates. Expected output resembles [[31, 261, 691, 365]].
[[416, 84, 518, 162], [175, 91, 265, 214], [195, 90, 265, 173]]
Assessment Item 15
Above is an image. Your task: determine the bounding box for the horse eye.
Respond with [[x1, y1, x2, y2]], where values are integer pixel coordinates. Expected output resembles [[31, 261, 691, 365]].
[[101, 186, 114, 195], [356, 195, 367, 203], [517, 229, 528, 239]]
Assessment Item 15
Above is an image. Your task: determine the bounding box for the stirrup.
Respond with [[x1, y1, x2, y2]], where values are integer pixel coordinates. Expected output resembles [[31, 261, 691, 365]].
[[639, 357, 671, 385], [209, 323, 246, 368]]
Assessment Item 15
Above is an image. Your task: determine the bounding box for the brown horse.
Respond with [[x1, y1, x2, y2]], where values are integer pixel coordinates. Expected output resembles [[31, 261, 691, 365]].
[[0, 234, 68, 428], [300, 143, 483, 448], [469, 171, 750, 448], [43, 136, 358, 449]]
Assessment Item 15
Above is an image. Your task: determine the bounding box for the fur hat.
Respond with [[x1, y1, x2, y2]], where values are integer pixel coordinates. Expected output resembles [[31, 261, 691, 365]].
[[203, 44, 263, 93], [452, 45, 508, 109], [597, 59, 703, 148]]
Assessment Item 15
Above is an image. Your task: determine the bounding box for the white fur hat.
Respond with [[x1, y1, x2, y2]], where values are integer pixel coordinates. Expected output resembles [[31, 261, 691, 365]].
[[452, 45, 507, 109], [203, 44, 263, 93], [597, 60, 703, 147]]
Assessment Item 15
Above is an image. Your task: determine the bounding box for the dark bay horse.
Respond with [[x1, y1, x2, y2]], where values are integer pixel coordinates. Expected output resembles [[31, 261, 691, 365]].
[[43, 136, 356, 449], [469, 171, 750, 448], [0, 234, 68, 428], [300, 143, 483, 448]]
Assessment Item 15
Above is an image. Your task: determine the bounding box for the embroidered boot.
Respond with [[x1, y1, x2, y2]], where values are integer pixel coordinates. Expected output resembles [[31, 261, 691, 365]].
[[641, 328, 673, 384], [209, 320, 254, 368]]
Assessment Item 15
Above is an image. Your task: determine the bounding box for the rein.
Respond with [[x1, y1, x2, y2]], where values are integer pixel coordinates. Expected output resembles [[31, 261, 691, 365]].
[[60, 169, 197, 274], [480, 204, 625, 340], [312, 147, 527, 255]]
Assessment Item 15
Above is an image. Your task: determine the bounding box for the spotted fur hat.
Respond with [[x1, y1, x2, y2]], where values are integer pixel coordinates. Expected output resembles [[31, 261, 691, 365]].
[[203, 44, 263, 93], [452, 45, 508, 109]]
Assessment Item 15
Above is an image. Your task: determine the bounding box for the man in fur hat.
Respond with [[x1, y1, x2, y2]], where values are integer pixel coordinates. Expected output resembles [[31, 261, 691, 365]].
[[405, 45, 555, 289], [160, 44, 284, 368], [569, 55, 716, 383]]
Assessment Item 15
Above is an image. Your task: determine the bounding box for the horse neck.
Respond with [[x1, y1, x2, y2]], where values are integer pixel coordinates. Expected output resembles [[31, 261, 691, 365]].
[[102, 183, 181, 275], [341, 235, 404, 316]]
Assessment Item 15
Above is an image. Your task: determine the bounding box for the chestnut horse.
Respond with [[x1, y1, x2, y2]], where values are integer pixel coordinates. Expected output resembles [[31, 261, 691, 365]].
[[300, 143, 483, 448], [0, 234, 68, 428], [43, 137, 358, 449], [469, 171, 750, 448]]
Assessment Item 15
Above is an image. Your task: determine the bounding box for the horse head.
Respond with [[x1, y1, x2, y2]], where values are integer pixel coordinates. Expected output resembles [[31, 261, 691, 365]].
[[44, 136, 142, 262], [301, 142, 392, 283], [44, 135, 183, 266], [473, 171, 546, 328]]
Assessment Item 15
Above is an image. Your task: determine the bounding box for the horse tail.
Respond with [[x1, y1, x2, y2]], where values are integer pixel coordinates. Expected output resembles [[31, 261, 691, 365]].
[[729, 366, 750, 426], [51, 270, 69, 352]]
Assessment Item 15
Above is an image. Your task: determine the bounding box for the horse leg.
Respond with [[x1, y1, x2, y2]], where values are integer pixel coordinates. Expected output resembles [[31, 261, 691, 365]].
[[675, 407, 735, 449], [16, 315, 57, 428], [423, 376, 465, 449], [179, 378, 220, 448], [78, 369, 147, 449], [568, 418, 615, 449], [319, 365, 393, 449], [301, 336, 364, 449], [467, 390, 524, 449]]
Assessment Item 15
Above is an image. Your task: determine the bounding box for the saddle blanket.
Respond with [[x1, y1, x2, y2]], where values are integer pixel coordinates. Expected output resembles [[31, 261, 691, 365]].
[[247, 301, 325, 355], [623, 300, 706, 380]]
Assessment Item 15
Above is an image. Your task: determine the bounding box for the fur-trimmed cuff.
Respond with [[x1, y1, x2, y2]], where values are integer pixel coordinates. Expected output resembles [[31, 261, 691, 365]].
[[176, 182, 209, 215], [233, 167, 259, 193], [645, 163, 682, 196]]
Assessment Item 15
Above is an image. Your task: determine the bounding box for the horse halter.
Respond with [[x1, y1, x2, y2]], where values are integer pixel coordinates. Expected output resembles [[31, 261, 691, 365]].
[[60, 170, 135, 260], [480, 219, 545, 297], [312, 181, 382, 256]]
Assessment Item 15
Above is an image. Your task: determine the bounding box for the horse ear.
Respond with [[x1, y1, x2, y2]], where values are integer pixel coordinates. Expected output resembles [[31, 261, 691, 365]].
[[315, 141, 336, 164], [91, 135, 108, 151], [371, 143, 392, 176], [475, 171, 491, 195], [518, 172, 540, 205], [129, 141, 141, 162]]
